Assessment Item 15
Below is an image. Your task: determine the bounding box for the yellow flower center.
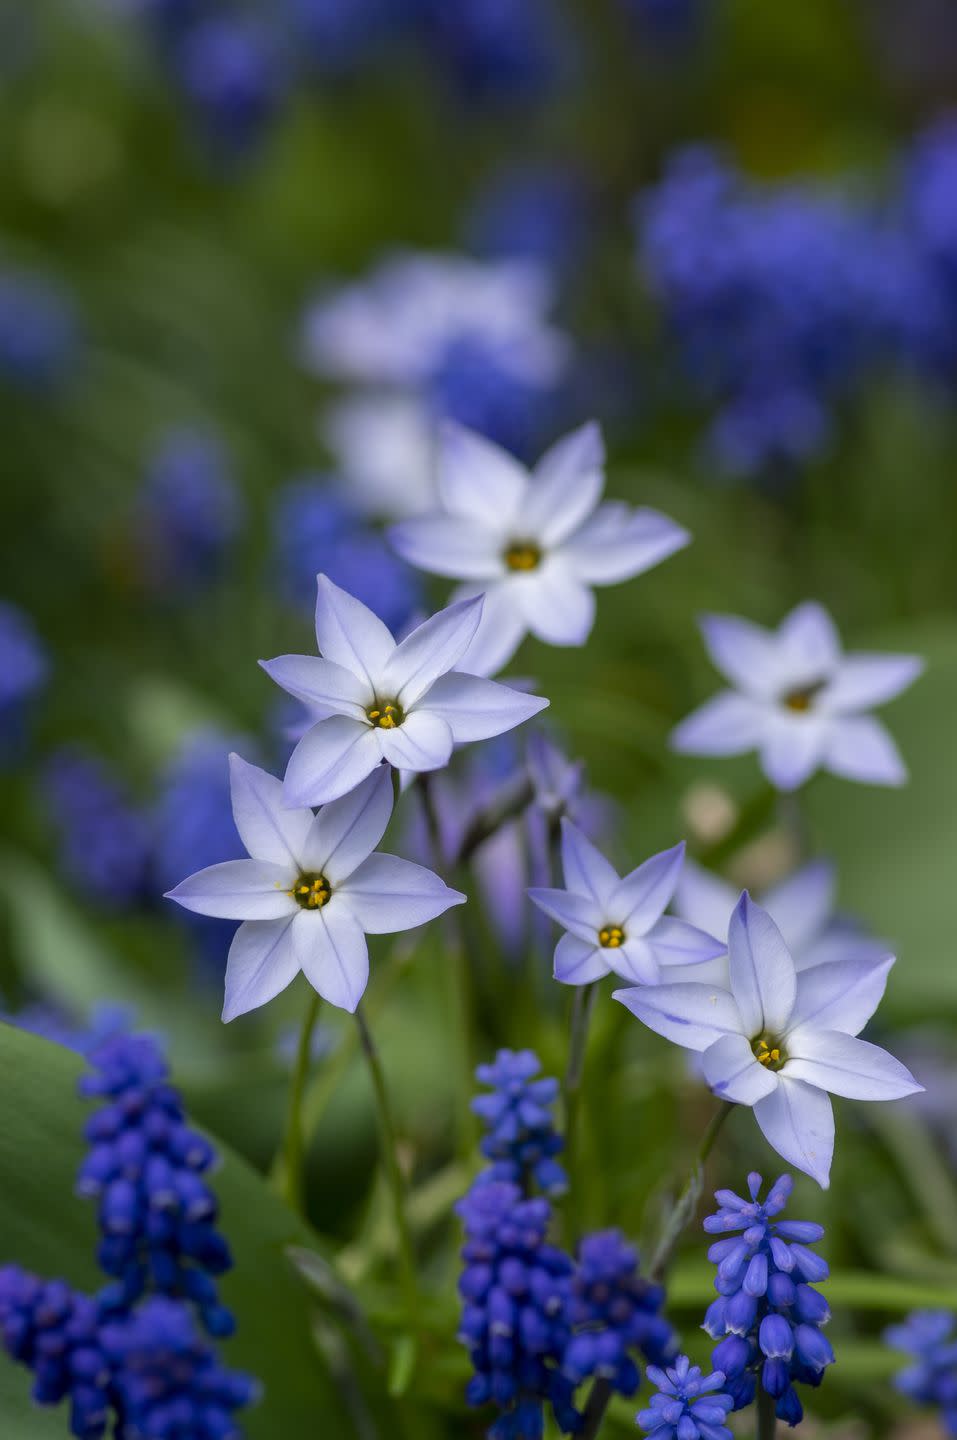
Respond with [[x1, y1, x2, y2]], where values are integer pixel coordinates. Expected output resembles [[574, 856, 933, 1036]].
[[504, 540, 542, 572], [366, 700, 404, 729], [599, 925, 625, 949], [783, 680, 826, 713], [290, 872, 331, 910], [752, 1034, 787, 1071]]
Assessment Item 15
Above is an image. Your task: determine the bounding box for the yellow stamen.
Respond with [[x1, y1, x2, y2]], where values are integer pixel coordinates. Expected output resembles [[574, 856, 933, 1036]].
[[599, 925, 625, 949], [504, 541, 542, 572], [289, 872, 331, 910], [366, 699, 404, 729]]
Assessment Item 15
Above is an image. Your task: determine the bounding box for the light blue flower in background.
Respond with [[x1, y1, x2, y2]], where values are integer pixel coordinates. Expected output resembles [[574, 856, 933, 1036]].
[[528, 819, 723, 987], [166, 758, 464, 1017], [615, 891, 921, 1187], [391, 420, 690, 676], [671, 602, 923, 790], [262, 576, 548, 805]]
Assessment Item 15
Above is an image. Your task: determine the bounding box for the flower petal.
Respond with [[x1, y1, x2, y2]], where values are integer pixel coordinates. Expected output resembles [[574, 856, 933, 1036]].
[[303, 768, 394, 883], [727, 893, 796, 1037], [222, 917, 300, 1021], [389, 515, 503, 580], [562, 505, 689, 586], [822, 716, 908, 786], [783, 1028, 923, 1101], [166, 859, 294, 920], [527, 886, 602, 942], [612, 982, 743, 1053], [698, 614, 780, 698], [453, 581, 529, 677], [608, 842, 685, 935], [515, 558, 596, 647], [258, 654, 370, 720], [519, 422, 604, 548], [283, 716, 381, 806], [753, 1078, 835, 1189], [314, 574, 395, 689], [670, 692, 767, 756], [560, 819, 619, 906], [777, 602, 842, 679], [761, 860, 835, 958], [608, 937, 660, 985], [338, 853, 465, 933], [822, 654, 923, 714], [227, 753, 314, 867], [789, 954, 895, 1037], [673, 860, 737, 943], [384, 595, 484, 705], [703, 1034, 779, 1106], [375, 710, 454, 772], [437, 421, 527, 529], [295, 906, 369, 1013], [553, 933, 609, 985], [646, 916, 727, 967], [422, 670, 548, 744], [759, 714, 827, 791]]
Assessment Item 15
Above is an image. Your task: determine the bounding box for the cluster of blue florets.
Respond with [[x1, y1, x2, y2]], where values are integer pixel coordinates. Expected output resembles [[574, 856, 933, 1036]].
[[77, 1031, 234, 1336], [42, 747, 154, 911], [563, 1230, 676, 1395], [703, 1172, 833, 1426], [472, 1049, 568, 1196], [637, 1355, 734, 1440], [136, 427, 243, 595], [886, 1309, 957, 1435], [0, 1028, 256, 1438]]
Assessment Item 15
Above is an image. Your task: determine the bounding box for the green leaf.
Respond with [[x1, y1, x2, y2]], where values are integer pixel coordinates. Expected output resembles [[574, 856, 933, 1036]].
[[0, 1022, 355, 1438], [668, 1259, 957, 1312]]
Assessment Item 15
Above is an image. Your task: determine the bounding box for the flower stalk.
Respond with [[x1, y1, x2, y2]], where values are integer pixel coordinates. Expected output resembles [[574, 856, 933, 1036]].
[[649, 1100, 735, 1284], [562, 980, 597, 1243], [280, 989, 323, 1217], [756, 1383, 777, 1440]]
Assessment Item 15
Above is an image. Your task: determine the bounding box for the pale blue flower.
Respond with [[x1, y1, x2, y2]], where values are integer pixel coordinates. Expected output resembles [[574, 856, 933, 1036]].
[[615, 892, 922, 1187], [166, 758, 464, 1017], [391, 421, 690, 675], [262, 575, 548, 805], [671, 602, 923, 790], [528, 820, 723, 987]]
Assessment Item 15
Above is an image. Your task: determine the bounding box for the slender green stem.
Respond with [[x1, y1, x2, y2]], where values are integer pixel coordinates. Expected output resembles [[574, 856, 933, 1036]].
[[416, 772, 476, 1158], [355, 1003, 420, 1331], [756, 1383, 777, 1440], [280, 989, 323, 1216], [562, 981, 597, 1244], [649, 1101, 735, 1283], [577, 1377, 613, 1440]]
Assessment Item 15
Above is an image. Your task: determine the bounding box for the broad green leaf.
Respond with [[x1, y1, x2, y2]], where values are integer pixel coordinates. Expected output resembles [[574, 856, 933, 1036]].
[[0, 1022, 354, 1438]]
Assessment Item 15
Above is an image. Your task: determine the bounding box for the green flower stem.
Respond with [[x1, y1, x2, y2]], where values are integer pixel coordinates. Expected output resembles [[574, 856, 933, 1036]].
[[562, 980, 597, 1245], [649, 1100, 735, 1283], [416, 772, 476, 1159], [280, 989, 323, 1217], [577, 1376, 613, 1440], [756, 1383, 777, 1440], [355, 1002, 421, 1334]]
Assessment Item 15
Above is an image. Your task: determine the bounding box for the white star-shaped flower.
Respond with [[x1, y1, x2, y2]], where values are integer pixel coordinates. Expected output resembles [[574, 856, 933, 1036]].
[[261, 576, 549, 806], [390, 421, 690, 676], [166, 758, 464, 1018]]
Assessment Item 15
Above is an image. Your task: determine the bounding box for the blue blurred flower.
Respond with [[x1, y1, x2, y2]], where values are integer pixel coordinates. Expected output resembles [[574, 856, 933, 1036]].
[[173, 13, 288, 161], [638, 1355, 734, 1440], [153, 729, 247, 972], [272, 477, 420, 632], [456, 1180, 579, 1438], [563, 1230, 676, 1395], [414, 0, 569, 104], [0, 600, 48, 758], [7, 1001, 132, 1056], [621, 0, 712, 47], [137, 427, 242, 593], [703, 1172, 833, 1425], [42, 747, 152, 910], [78, 1029, 235, 1335], [284, 0, 398, 76], [472, 1048, 567, 1196], [466, 164, 590, 277], [886, 1310, 957, 1434], [0, 268, 79, 391]]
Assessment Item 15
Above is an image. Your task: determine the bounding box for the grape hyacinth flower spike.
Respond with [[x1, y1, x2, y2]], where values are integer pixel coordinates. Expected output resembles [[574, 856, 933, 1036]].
[[529, 819, 724, 986], [390, 420, 690, 676], [615, 892, 921, 1186], [671, 602, 923, 790], [637, 1355, 734, 1440], [262, 575, 548, 803], [886, 1309, 957, 1434], [166, 757, 464, 1016], [704, 1173, 834, 1426], [472, 1048, 567, 1195]]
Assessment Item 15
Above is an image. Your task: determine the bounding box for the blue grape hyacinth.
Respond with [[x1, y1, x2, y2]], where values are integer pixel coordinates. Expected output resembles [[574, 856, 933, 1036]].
[[637, 1355, 734, 1440], [42, 747, 152, 911], [77, 1031, 235, 1336], [562, 1230, 676, 1396], [138, 427, 243, 594], [472, 1049, 568, 1196], [886, 1310, 957, 1434], [456, 1180, 578, 1439], [703, 1172, 834, 1425]]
